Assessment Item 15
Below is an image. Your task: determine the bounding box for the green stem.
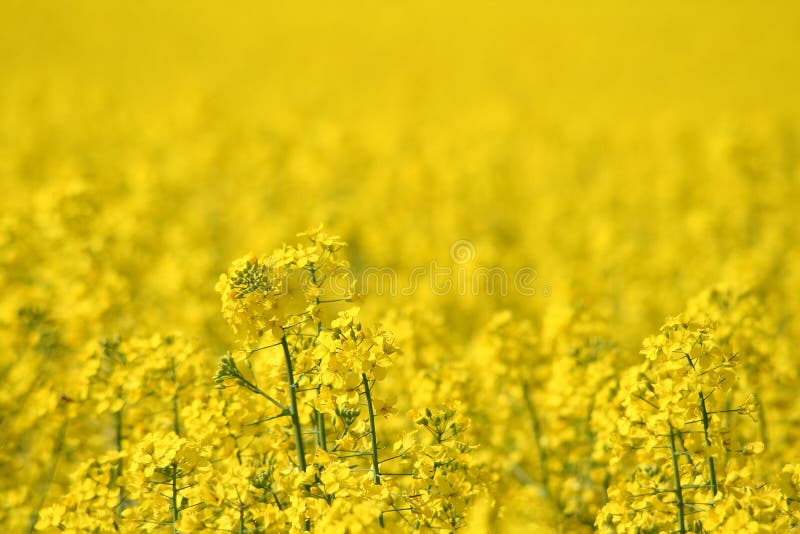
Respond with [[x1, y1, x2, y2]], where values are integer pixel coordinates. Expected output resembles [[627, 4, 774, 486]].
[[224, 353, 288, 412], [756, 392, 768, 449], [281, 333, 307, 472], [170, 464, 180, 534], [668, 425, 687, 534], [362, 373, 385, 528], [237, 375, 289, 413], [521, 381, 549, 495], [310, 266, 329, 451], [361, 374, 381, 485], [171, 355, 181, 437], [169, 366, 183, 531], [114, 408, 126, 514], [316, 407, 328, 451], [698, 390, 718, 496]]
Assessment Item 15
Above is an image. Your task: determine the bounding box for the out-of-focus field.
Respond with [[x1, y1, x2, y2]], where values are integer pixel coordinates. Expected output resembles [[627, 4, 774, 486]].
[[2, 2, 800, 532]]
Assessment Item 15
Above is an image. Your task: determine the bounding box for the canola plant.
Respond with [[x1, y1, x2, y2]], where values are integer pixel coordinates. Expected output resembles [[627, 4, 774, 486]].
[[2, 1, 800, 532]]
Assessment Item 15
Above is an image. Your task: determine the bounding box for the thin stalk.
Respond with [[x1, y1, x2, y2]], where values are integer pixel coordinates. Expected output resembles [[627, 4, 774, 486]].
[[170, 355, 181, 437], [668, 425, 687, 534], [310, 266, 328, 451], [697, 390, 718, 496], [114, 408, 126, 514], [362, 373, 384, 528], [249, 341, 282, 353], [281, 333, 307, 471], [755, 392, 768, 448], [236, 375, 289, 413], [170, 464, 180, 534], [521, 381, 549, 494], [315, 408, 328, 451], [113, 348, 128, 520], [169, 369, 183, 531], [361, 374, 381, 485]]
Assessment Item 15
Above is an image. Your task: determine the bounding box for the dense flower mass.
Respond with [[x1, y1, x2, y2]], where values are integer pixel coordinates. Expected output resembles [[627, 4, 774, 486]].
[[3, 1, 800, 532]]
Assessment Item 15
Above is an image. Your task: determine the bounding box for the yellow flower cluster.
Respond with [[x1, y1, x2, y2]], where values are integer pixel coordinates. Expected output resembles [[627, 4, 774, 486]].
[[596, 290, 796, 533], [207, 229, 489, 531]]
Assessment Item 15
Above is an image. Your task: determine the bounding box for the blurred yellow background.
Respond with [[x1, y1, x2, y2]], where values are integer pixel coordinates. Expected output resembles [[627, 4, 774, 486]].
[[3, 1, 799, 118]]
